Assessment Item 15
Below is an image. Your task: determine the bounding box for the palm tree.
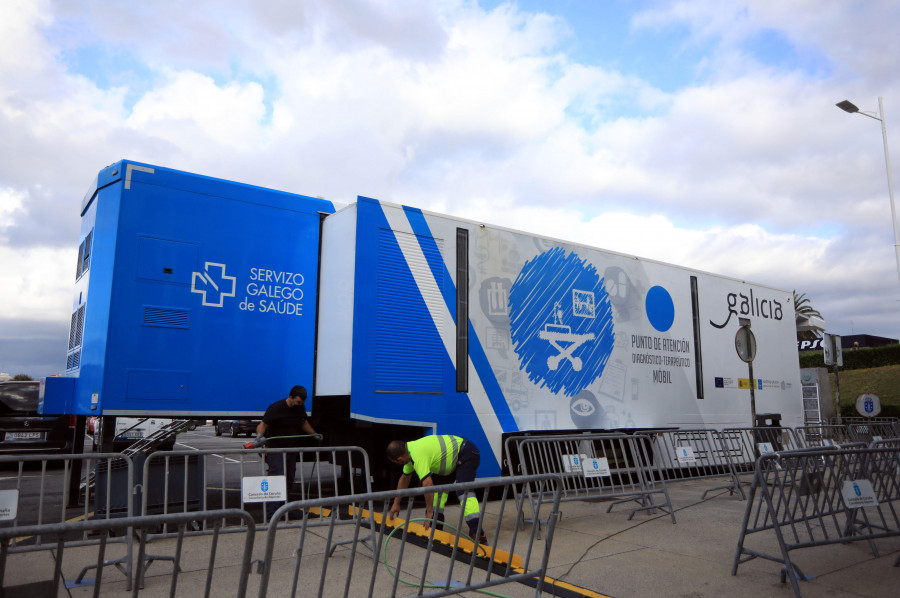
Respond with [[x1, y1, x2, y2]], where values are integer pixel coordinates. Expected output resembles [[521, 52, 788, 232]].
[[794, 291, 825, 340]]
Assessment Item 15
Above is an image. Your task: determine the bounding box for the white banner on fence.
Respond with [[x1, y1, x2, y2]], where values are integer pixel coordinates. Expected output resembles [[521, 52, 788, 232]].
[[0, 489, 18, 521], [582, 457, 611, 478], [675, 446, 697, 464], [242, 476, 287, 503], [757, 442, 774, 455], [841, 479, 878, 508], [562, 454, 586, 473]]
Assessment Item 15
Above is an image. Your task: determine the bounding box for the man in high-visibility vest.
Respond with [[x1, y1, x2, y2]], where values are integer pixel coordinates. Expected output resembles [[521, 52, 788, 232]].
[[386, 435, 488, 544]]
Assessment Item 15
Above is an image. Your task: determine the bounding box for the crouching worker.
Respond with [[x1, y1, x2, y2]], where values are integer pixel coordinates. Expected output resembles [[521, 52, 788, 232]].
[[386, 435, 488, 545]]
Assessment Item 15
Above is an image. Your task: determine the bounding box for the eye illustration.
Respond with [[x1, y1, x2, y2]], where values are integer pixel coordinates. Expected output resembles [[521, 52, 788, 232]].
[[570, 398, 595, 416]]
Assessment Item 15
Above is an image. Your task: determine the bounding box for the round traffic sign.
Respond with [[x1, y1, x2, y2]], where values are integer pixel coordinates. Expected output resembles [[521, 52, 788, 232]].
[[855, 393, 881, 417], [734, 325, 757, 363]]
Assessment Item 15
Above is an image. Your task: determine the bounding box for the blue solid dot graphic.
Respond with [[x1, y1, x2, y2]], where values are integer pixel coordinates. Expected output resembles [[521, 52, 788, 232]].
[[645, 285, 675, 332]]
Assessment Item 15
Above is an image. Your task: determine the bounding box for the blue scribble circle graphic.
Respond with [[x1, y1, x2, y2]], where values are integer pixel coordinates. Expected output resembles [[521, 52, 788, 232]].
[[645, 285, 674, 332], [509, 248, 615, 397]]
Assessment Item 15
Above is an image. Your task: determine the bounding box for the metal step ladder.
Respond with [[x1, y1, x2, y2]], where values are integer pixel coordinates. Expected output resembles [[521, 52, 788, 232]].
[[120, 419, 195, 458], [82, 419, 196, 491]]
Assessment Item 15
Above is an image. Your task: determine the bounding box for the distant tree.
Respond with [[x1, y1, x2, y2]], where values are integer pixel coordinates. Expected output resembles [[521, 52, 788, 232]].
[[794, 291, 825, 340], [12, 374, 33, 381]]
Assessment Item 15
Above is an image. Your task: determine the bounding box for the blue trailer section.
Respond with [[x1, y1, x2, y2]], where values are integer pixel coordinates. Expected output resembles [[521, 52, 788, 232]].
[[348, 198, 517, 477], [45, 161, 334, 419]]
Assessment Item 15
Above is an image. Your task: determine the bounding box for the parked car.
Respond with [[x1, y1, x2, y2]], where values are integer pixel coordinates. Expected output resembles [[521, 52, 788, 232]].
[[0, 381, 75, 454], [92, 417, 176, 452], [215, 419, 260, 438]]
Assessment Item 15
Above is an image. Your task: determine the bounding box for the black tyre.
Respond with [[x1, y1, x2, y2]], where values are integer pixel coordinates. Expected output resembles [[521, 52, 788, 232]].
[[215, 425, 222, 437], [231, 426, 238, 438]]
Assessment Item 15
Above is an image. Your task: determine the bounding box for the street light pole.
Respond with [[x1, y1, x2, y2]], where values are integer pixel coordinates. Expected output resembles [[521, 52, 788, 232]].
[[837, 97, 900, 286]]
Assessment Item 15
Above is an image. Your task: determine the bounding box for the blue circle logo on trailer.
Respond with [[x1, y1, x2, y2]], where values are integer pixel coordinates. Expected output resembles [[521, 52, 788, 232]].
[[509, 248, 615, 397], [645, 285, 675, 332]]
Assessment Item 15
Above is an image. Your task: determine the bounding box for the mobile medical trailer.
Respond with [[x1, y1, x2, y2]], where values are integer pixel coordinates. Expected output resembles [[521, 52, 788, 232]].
[[315, 197, 802, 479], [42, 161, 802, 483]]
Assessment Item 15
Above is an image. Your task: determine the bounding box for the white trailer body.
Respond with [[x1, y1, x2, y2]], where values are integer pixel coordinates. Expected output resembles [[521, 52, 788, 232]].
[[316, 198, 801, 477]]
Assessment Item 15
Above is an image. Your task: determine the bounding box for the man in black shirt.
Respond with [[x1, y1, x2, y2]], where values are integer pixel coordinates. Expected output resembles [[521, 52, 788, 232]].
[[256, 385, 318, 519]]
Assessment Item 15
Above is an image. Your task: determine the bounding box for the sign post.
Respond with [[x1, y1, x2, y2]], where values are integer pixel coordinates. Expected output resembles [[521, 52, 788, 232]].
[[823, 334, 843, 424]]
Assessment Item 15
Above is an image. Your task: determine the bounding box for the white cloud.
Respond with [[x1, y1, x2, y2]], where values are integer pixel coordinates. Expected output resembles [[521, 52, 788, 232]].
[[126, 71, 267, 150], [0, 244, 76, 322]]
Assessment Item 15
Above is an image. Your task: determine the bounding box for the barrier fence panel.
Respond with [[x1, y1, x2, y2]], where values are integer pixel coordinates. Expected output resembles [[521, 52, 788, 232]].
[[716, 427, 803, 473], [793, 423, 854, 448], [138, 446, 371, 581], [257, 474, 562, 598], [871, 438, 900, 449], [732, 446, 900, 598], [0, 452, 135, 588], [515, 433, 674, 525], [0, 508, 255, 597], [141, 445, 371, 532], [633, 429, 745, 500], [840, 416, 900, 433], [847, 420, 900, 444]]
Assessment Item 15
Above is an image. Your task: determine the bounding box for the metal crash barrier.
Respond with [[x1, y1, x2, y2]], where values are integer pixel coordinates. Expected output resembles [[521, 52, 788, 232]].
[[141, 445, 371, 532], [716, 426, 803, 472], [257, 474, 561, 598], [137, 446, 371, 579], [794, 423, 854, 448], [839, 416, 900, 438], [0, 509, 255, 597], [633, 429, 746, 500], [0, 452, 136, 588], [515, 433, 674, 526], [732, 446, 900, 598], [846, 419, 900, 444]]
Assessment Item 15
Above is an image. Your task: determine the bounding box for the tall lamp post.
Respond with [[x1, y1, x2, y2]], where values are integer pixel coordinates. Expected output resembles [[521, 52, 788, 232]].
[[836, 98, 900, 285]]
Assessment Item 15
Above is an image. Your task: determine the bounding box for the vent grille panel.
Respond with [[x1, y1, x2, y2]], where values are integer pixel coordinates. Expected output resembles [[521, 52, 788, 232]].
[[143, 306, 190, 329]]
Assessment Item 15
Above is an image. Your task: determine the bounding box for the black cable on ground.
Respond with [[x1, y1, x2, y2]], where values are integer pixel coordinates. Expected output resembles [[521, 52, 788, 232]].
[[546, 488, 733, 593]]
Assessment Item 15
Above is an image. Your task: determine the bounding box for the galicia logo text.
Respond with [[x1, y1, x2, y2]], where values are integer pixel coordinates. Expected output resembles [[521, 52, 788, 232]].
[[710, 290, 783, 329]]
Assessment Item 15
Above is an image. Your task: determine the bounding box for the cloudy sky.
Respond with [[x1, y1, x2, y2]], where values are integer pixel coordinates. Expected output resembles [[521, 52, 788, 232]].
[[2, 0, 899, 378]]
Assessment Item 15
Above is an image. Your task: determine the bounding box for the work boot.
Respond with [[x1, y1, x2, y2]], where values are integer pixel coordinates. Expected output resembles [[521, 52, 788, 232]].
[[469, 525, 488, 545]]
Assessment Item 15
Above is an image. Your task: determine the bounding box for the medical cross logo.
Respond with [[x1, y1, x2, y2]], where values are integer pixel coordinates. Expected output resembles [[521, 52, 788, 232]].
[[191, 262, 237, 307], [509, 248, 615, 397]]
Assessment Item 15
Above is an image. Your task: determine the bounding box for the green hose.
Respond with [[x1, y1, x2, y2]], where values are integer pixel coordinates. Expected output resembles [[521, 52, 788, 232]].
[[382, 518, 511, 598]]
